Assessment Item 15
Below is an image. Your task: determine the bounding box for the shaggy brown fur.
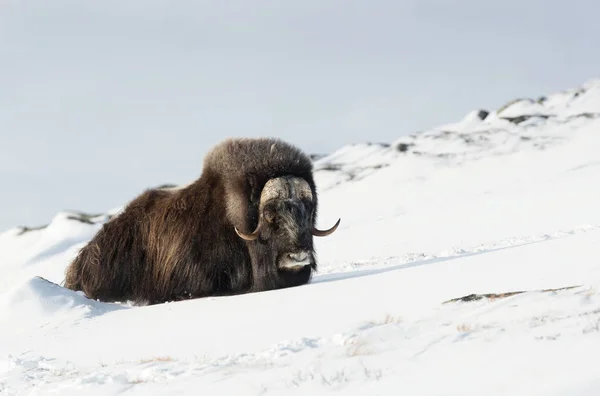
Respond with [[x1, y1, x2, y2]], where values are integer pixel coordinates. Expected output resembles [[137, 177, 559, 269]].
[[64, 137, 336, 305]]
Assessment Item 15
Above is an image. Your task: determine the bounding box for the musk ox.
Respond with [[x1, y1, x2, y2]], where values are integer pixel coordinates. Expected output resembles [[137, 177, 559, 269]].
[[64, 137, 340, 305]]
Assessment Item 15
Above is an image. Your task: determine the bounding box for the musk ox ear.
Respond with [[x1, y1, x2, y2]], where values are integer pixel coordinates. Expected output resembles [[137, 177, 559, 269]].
[[312, 218, 341, 237]]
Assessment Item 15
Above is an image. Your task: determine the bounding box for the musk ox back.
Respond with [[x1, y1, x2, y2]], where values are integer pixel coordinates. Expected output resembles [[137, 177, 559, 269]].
[[64, 137, 340, 304]]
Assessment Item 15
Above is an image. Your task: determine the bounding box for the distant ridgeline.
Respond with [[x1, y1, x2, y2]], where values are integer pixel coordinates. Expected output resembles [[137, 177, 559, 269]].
[[10, 77, 600, 235]]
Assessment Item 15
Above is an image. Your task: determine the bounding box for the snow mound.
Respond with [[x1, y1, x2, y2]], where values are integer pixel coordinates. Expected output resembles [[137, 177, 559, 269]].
[[0, 276, 126, 326], [0, 211, 110, 264], [0, 211, 117, 294], [497, 77, 600, 118]]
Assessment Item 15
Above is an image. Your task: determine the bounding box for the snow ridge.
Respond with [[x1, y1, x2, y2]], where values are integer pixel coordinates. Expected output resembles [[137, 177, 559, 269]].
[[313, 77, 600, 191]]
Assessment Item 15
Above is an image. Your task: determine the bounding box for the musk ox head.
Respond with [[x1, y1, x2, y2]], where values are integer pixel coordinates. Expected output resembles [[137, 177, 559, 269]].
[[234, 175, 340, 271]]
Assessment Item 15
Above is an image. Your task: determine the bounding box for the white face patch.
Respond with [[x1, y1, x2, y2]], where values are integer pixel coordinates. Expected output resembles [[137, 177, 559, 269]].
[[278, 263, 309, 272], [278, 251, 312, 271], [259, 176, 313, 243], [289, 178, 313, 201], [260, 178, 287, 208], [260, 176, 312, 209]]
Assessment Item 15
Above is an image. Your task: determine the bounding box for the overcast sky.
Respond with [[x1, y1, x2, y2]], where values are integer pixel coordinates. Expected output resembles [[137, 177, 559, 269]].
[[1, 0, 599, 231]]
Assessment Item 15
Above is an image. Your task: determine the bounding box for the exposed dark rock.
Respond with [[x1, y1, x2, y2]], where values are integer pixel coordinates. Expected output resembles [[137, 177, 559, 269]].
[[431, 131, 454, 139], [396, 143, 413, 152], [365, 142, 391, 148], [567, 112, 600, 120], [17, 211, 112, 235], [372, 164, 389, 170], [477, 109, 490, 120], [497, 98, 533, 114], [501, 114, 550, 125], [436, 153, 454, 159], [156, 183, 178, 189], [66, 212, 98, 225], [17, 224, 48, 235], [443, 285, 581, 304], [317, 163, 343, 172], [460, 134, 474, 144]]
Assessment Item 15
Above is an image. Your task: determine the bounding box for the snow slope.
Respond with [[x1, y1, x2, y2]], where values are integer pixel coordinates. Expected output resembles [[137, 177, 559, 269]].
[[2, 78, 600, 395]]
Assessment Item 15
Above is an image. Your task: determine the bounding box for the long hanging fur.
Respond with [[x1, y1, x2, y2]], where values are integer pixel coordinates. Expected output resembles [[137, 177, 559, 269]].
[[64, 137, 319, 305]]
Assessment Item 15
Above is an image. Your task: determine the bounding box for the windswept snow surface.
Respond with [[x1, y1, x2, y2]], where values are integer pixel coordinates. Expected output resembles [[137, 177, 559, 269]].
[[2, 78, 600, 395]]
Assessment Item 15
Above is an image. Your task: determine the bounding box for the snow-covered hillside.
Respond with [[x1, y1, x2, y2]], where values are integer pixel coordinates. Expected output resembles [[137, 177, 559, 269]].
[[2, 78, 600, 395]]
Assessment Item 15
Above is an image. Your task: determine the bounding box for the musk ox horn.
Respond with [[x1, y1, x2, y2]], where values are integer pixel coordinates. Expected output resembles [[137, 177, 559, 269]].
[[234, 225, 260, 241], [312, 218, 341, 237], [233, 178, 285, 241]]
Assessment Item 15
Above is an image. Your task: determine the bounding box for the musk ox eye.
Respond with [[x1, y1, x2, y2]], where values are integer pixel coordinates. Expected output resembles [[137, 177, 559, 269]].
[[264, 208, 276, 223]]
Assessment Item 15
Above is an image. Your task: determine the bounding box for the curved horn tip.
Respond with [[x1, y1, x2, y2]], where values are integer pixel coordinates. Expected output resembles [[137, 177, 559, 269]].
[[234, 226, 259, 241], [312, 218, 341, 237]]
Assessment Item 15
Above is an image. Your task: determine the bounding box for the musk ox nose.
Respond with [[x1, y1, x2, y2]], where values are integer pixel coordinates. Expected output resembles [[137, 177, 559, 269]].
[[288, 251, 309, 263], [279, 251, 312, 271]]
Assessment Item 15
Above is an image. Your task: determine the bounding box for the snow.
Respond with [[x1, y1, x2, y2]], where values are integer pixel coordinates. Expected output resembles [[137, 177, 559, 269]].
[[2, 78, 600, 394]]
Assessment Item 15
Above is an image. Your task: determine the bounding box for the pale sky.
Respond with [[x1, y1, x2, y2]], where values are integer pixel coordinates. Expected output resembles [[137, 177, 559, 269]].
[[1, 0, 599, 231]]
